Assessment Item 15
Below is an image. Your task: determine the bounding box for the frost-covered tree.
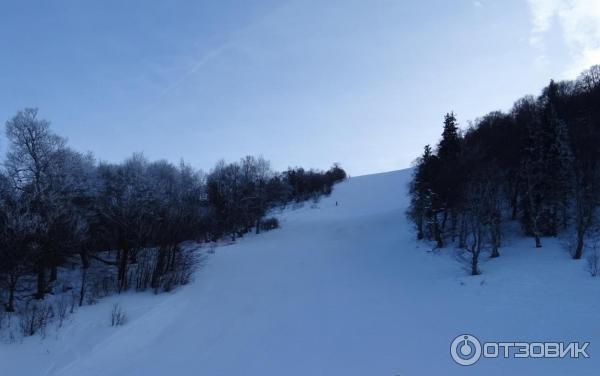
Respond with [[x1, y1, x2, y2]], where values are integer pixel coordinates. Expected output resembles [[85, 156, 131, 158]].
[[207, 157, 274, 239], [0, 172, 42, 311], [0, 107, 346, 311], [95, 154, 155, 290], [4, 108, 69, 298], [146, 160, 206, 289]]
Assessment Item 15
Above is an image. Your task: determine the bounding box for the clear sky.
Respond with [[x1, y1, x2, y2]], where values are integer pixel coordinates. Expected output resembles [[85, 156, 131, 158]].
[[1, 0, 599, 175]]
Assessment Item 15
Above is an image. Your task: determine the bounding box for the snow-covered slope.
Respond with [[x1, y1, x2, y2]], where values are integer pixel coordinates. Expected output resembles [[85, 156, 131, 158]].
[[2, 169, 600, 375]]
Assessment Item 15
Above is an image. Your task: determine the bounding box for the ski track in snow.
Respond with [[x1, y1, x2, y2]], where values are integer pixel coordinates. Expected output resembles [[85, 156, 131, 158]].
[[2, 169, 600, 375]]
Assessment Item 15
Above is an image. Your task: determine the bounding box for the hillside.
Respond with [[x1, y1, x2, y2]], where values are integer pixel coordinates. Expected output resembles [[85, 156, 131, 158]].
[[2, 169, 600, 375]]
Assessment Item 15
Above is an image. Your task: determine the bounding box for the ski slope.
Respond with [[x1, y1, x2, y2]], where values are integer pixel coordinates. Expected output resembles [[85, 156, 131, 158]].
[[2, 169, 600, 375]]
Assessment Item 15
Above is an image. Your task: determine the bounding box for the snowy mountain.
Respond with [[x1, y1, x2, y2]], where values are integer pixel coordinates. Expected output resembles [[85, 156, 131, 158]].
[[2, 169, 600, 375]]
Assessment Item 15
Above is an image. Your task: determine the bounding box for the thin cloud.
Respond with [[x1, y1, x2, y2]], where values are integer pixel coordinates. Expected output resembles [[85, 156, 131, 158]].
[[527, 0, 600, 77], [139, 2, 291, 116], [159, 42, 232, 97]]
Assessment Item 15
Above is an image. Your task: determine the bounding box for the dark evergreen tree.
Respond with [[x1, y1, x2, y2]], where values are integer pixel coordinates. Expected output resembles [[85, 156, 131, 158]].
[[536, 80, 573, 235], [408, 65, 600, 268], [434, 112, 464, 246], [409, 145, 435, 240]]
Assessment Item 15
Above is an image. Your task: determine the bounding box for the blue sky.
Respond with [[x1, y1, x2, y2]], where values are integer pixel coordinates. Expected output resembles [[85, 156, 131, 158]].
[[1, 0, 598, 175]]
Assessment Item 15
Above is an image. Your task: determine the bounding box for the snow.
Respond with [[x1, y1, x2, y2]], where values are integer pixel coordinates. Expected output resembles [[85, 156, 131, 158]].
[[2, 168, 600, 375]]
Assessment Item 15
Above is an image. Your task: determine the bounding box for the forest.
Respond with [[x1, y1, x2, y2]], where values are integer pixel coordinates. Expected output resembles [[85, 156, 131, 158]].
[[0, 108, 345, 335], [408, 65, 600, 275]]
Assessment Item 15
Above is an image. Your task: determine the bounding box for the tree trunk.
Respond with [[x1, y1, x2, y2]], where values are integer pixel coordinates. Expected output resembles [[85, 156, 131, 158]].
[[435, 227, 444, 248], [118, 248, 130, 291], [167, 245, 179, 272], [458, 215, 467, 248], [49, 265, 58, 282], [6, 276, 17, 312], [416, 215, 424, 240], [511, 188, 519, 220], [129, 248, 138, 264], [35, 265, 46, 300], [531, 213, 542, 248], [151, 246, 168, 290], [434, 214, 444, 248], [80, 251, 90, 269], [471, 229, 482, 275], [441, 211, 448, 234], [255, 218, 260, 235], [79, 252, 90, 306], [471, 251, 479, 275], [490, 221, 501, 258], [450, 211, 457, 243], [490, 244, 500, 258], [79, 267, 87, 307], [574, 230, 585, 260]]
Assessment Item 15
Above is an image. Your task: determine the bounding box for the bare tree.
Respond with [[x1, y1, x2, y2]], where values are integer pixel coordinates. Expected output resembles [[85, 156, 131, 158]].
[[4, 108, 67, 299], [463, 172, 502, 275], [577, 65, 600, 93]]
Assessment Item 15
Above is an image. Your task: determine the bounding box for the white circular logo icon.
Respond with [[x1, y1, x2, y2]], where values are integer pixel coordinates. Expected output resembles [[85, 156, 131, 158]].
[[451, 334, 482, 366]]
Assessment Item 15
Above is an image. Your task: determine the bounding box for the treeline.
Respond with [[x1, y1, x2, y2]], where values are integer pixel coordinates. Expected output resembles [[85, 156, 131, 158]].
[[409, 65, 600, 275], [207, 160, 346, 240], [0, 108, 346, 314]]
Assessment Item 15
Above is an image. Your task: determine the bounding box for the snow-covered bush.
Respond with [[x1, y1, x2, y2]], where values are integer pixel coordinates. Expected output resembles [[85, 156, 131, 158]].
[[19, 302, 53, 338], [586, 244, 600, 277], [110, 303, 127, 327], [260, 217, 279, 232], [0, 310, 7, 331], [126, 245, 203, 293], [55, 296, 69, 328]]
